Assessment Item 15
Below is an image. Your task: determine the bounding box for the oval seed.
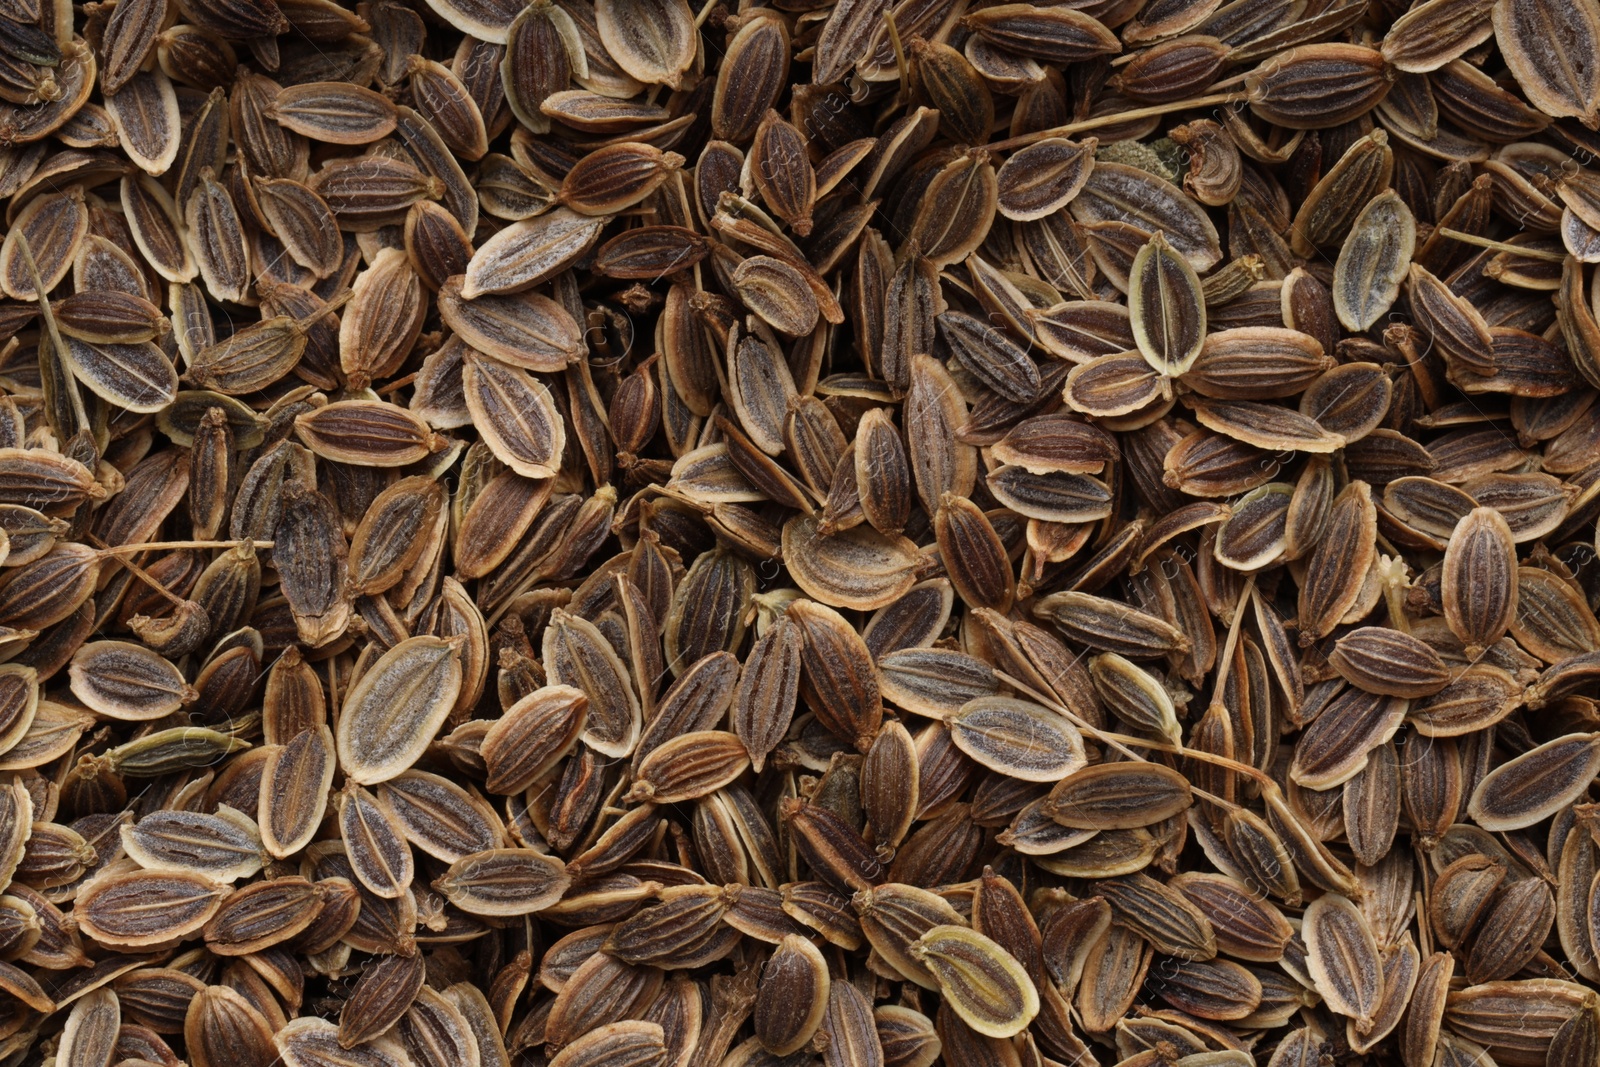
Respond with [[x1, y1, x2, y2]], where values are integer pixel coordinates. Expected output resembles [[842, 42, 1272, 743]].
[[911, 925, 1039, 1038], [755, 934, 831, 1055], [68, 640, 197, 720], [1303, 893, 1383, 1030], [336, 636, 464, 785], [949, 697, 1086, 782]]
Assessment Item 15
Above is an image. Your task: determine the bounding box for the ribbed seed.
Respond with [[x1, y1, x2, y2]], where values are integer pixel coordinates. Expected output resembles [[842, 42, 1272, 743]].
[[1044, 762, 1193, 830], [75, 869, 228, 948], [1328, 627, 1451, 697], [335, 636, 463, 785], [1467, 732, 1600, 831], [949, 697, 1086, 782], [120, 808, 262, 882], [1442, 507, 1518, 656], [910, 925, 1039, 1039], [1304, 893, 1383, 1030]]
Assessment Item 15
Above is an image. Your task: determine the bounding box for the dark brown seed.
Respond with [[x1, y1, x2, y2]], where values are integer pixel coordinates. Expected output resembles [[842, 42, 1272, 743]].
[[1442, 507, 1518, 656], [1329, 627, 1451, 697]]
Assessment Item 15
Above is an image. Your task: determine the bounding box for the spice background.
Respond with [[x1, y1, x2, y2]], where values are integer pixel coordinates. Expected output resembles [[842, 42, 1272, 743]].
[[3, 0, 1600, 1065]]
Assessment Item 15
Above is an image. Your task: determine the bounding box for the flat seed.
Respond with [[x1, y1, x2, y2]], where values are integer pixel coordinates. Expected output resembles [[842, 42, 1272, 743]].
[[548, 1020, 669, 1067], [68, 640, 196, 720], [1329, 627, 1451, 697], [628, 730, 751, 803], [1467, 732, 1600, 831], [1044, 762, 1193, 830], [270, 82, 397, 143], [754, 934, 830, 1055], [59, 988, 120, 1067], [461, 351, 566, 478], [1333, 191, 1416, 331], [202, 875, 323, 955], [120, 808, 263, 882], [336, 635, 464, 785], [911, 925, 1039, 1039], [75, 869, 229, 948], [185, 986, 276, 1067], [1442, 507, 1518, 656], [1303, 892, 1383, 1030], [259, 726, 335, 859], [949, 697, 1086, 782], [434, 847, 570, 916], [1130, 231, 1206, 382]]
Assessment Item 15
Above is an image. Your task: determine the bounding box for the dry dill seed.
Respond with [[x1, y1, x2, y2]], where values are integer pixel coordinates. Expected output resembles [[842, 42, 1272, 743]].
[[0, 0, 1599, 1061]]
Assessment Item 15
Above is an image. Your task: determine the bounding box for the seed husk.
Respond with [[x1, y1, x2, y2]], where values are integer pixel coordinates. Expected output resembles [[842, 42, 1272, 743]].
[[431, 846, 569, 918], [628, 730, 751, 803]]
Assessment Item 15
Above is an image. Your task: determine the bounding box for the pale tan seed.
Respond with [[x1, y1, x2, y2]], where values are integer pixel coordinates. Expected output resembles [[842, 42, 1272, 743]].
[[1444, 979, 1591, 1064], [481, 684, 587, 795], [439, 276, 585, 369], [279, 1017, 409, 1067], [336, 636, 464, 785], [296, 400, 446, 468], [1468, 732, 1600, 831], [782, 514, 921, 612], [1493, 0, 1600, 123], [202, 875, 324, 956], [1333, 191, 1416, 331], [461, 351, 566, 478], [59, 988, 121, 1067], [1383, 0, 1494, 70], [460, 209, 605, 298], [877, 647, 1003, 720], [184, 985, 278, 1067], [1130, 231, 1206, 382], [548, 1021, 669, 1067], [1304, 893, 1383, 1030], [544, 609, 642, 758], [120, 808, 263, 882], [338, 782, 415, 899], [732, 615, 802, 772], [1033, 591, 1189, 657], [949, 697, 1086, 782], [340, 950, 426, 1048], [911, 925, 1039, 1038]]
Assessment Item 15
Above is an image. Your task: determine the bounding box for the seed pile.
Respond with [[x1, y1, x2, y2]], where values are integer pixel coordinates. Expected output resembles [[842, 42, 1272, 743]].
[[4, 0, 1600, 1063]]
